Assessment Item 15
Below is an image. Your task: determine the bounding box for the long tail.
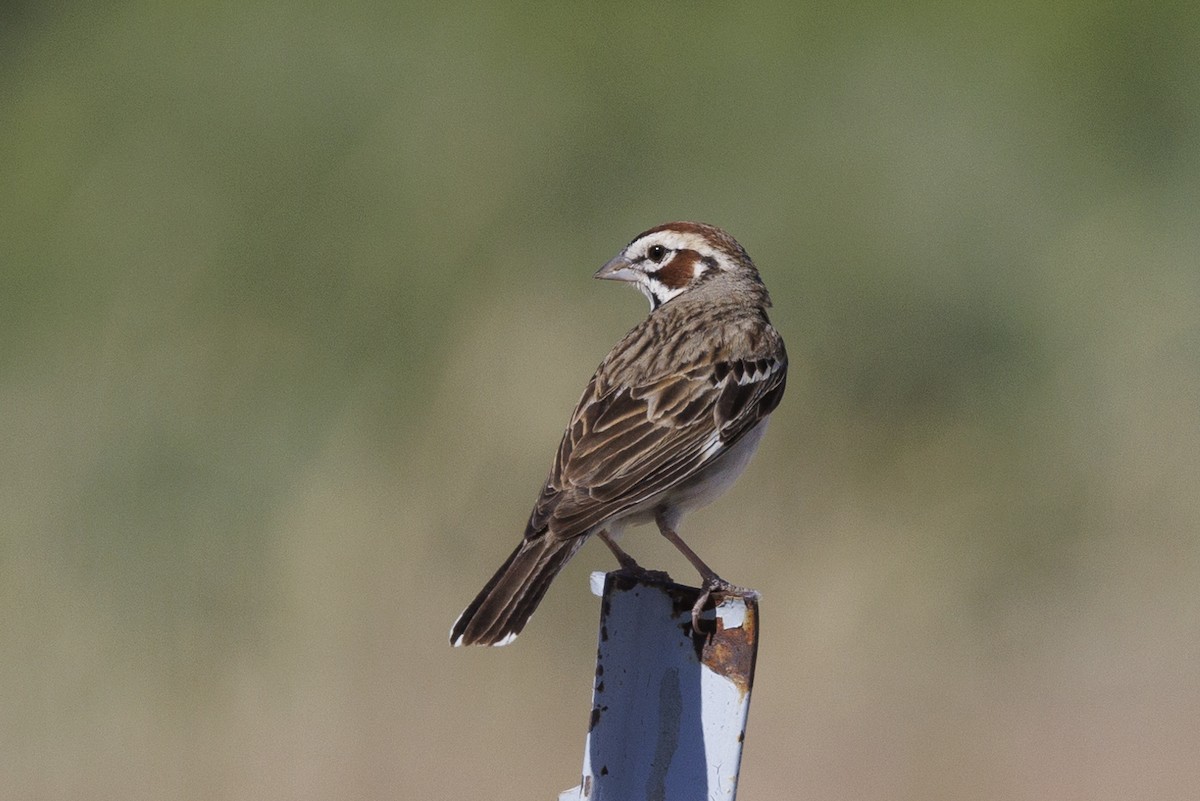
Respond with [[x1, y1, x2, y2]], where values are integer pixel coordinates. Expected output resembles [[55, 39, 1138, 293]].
[[450, 533, 584, 647]]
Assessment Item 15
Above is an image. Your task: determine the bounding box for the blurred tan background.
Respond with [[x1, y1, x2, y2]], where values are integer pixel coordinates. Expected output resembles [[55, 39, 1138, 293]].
[[3, 3, 1199, 799]]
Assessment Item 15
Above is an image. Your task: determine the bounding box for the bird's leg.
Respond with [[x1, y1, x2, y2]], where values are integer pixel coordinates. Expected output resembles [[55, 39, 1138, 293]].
[[596, 529, 639, 570], [654, 512, 758, 634], [597, 530, 672, 583]]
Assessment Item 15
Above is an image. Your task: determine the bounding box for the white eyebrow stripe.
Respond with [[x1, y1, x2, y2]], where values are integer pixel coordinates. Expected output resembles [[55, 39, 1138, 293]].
[[634, 230, 711, 254]]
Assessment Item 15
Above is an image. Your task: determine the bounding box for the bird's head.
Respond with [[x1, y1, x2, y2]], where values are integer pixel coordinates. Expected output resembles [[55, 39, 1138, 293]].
[[595, 221, 761, 311]]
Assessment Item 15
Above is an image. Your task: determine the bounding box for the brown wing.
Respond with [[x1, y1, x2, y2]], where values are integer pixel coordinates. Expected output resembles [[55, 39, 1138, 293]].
[[525, 351, 787, 540]]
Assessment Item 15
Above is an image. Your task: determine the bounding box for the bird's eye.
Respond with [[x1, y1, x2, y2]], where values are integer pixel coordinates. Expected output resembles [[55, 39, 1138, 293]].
[[647, 244, 667, 263]]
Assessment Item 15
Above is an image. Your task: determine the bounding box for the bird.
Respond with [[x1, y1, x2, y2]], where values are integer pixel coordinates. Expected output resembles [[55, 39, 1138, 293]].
[[450, 221, 787, 647]]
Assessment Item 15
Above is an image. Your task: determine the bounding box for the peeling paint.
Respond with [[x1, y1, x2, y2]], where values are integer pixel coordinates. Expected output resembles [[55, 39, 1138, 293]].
[[701, 602, 758, 699]]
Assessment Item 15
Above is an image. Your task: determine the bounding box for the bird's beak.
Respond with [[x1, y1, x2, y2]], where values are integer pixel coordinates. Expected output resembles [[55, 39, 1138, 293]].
[[594, 254, 640, 283]]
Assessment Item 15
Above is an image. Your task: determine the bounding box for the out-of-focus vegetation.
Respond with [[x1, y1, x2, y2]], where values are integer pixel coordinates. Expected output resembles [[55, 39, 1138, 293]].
[[3, 3, 1198, 799]]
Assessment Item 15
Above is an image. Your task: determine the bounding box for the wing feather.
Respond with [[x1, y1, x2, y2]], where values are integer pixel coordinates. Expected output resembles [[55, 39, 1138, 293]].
[[528, 350, 786, 539]]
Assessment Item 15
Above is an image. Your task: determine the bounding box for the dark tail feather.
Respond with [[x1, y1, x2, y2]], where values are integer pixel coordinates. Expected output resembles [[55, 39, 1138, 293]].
[[450, 534, 583, 647]]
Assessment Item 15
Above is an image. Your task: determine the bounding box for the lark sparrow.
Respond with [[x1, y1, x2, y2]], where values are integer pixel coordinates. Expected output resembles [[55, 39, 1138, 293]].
[[450, 222, 787, 646]]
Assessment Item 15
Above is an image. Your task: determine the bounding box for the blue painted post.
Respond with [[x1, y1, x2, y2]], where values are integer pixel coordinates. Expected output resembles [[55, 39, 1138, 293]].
[[559, 571, 760, 801]]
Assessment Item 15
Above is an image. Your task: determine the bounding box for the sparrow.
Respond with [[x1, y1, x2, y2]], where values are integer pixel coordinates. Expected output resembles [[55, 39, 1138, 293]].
[[450, 222, 787, 647]]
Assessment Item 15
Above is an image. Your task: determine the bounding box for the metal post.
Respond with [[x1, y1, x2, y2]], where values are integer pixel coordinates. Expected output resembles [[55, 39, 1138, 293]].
[[559, 571, 760, 801]]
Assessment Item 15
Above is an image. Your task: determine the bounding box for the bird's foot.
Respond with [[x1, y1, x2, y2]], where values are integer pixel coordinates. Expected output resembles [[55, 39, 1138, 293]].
[[691, 576, 760, 635]]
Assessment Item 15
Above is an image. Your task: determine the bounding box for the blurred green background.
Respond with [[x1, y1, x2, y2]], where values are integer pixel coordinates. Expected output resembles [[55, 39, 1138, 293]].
[[3, 2, 1199, 799]]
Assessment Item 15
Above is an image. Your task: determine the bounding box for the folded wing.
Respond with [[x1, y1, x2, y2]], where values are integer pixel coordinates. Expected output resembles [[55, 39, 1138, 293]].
[[527, 352, 787, 539]]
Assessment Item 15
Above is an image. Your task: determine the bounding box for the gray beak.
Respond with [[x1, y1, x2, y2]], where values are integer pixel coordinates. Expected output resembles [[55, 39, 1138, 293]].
[[594, 254, 640, 283]]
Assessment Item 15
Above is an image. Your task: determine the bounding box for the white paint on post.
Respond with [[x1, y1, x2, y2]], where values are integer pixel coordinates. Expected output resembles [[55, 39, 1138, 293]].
[[559, 571, 760, 801]]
